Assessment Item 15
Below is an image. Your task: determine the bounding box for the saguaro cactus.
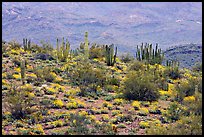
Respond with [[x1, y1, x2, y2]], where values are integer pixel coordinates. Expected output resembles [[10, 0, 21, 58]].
[[20, 59, 26, 85], [84, 32, 89, 60], [105, 44, 117, 66]]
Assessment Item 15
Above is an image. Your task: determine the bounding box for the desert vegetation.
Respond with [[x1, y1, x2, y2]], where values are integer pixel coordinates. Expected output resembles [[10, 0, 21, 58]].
[[2, 32, 202, 135]]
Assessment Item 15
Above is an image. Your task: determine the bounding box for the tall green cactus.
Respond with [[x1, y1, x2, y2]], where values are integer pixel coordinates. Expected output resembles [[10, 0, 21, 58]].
[[23, 38, 31, 51], [56, 37, 70, 62], [105, 44, 117, 66], [84, 32, 89, 60], [135, 43, 164, 65], [166, 59, 180, 79], [20, 59, 26, 85]]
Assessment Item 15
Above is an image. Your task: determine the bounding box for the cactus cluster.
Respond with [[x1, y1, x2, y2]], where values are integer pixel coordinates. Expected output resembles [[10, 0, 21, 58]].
[[20, 59, 26, 85], [56, 37, 70, 62], [23, 38, 31, 51], [105, 44, 117, 66], [136, 43, 164, 65], [166, 59, 180, 79], [166, 60, 180, 72]]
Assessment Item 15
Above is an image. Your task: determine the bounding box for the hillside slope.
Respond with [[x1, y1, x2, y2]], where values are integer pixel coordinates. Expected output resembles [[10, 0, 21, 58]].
[[163, 43, 202, 69], [2, 2, 202, 53]]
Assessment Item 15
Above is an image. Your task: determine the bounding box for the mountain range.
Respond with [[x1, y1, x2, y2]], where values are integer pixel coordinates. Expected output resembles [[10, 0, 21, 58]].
[[2, 2, 202, 54]]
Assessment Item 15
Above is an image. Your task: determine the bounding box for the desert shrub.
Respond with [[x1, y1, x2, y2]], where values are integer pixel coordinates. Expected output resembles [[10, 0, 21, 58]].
[[12, 57, 21, 67], [34, 66, 56, 82], [66, 113, 90, 135], [192, 63, 202, 72], [120, 53, 134, 63], [89, 44, 105, 59], [139, 121, 150, 129], [107, 76, 120, 86], [174, 78, 196, 102], [70, 62, 106, 96], [197, 76, 202, 93], [146, 115, 202, 135], [131, 101, 141, 110], [164, 66, 181, 79], [122, 71, 160, 101], [138, 108, 149, 116], [183, 90, 202, 116], [128, 60, 145, 71], [163, 102, 184, 123], [3, 83, 39, 119], [8, 40, 21, 50]]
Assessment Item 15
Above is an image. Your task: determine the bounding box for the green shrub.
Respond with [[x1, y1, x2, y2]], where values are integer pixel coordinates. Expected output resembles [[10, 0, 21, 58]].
[[34, 66, 56, 82], [89, 44, 105, 59], [120, 53, 134, 63], [3, 83, 38, 119], [107, 76, 120, 86], [174, 79, 196, 102], [163, 102, 184, 122], [123, 71, 160, 101], [70, 62, 106, 96], [128, 60, 145, 71], [146, 115, 202, 135]]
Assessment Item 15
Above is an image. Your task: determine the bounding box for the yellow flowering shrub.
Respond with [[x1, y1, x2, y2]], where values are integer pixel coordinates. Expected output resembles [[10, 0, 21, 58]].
[[116, 114, 125, 122], [33, 124, 45, 135], [45, 87, 57, 95], [78, 110, 88, 117], [113, 98, 124, 105], [66, 102, 78, 109], [75, 99, 86, 108], [159, 90, 171, 97], [13, 74, 21, 80], [139, 121, 150, 129], [14, 67, 21, 73], [26, 73, 37, 79], [111, 110, 121, 116], [53, 76, 63, 83], [183, 72, 192, 79], [52, 120, 63, 127], [10, 49, 19, 55], [2, 79, 8, 85], [2, 73, 7, 79], [101, 114, 109, 122], [53, 99, 64, 108], [26, 65, 33, 71], [107, 103, 113, 110], [21, 84, 33, 92], [28, 92, 35, 98], [50, 72, 57, 78], [131, 101, 141, 110], [183, 96, 195, 103], [138, 108, 149, 116]]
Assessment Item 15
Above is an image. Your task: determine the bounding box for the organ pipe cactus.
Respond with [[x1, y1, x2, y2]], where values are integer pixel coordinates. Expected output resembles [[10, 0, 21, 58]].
[[105, 44, 117, 66], [56, 37, 70, 62], [166, 59, 180, 79], [136, 43, 164, 65], [23, 38, 31, 51]]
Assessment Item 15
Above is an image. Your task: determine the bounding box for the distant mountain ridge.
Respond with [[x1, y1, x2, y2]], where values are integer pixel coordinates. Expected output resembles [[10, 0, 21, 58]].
[[163, 43, 202, 69], [2, 2, 202, 54]]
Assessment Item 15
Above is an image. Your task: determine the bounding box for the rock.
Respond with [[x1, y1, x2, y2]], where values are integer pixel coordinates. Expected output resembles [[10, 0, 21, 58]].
[[34, 53, 55, 60]]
